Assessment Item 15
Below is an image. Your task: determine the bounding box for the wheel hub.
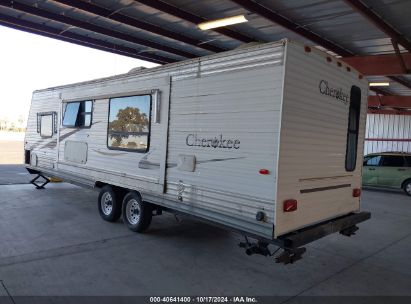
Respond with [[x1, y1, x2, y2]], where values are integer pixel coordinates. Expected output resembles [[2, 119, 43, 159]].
[[101, 192, 113, 215], [126, 199, 141, 225]]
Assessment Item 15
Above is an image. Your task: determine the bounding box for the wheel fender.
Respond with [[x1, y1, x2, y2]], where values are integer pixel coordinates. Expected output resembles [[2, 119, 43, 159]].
[[401, 178, 411, 189]]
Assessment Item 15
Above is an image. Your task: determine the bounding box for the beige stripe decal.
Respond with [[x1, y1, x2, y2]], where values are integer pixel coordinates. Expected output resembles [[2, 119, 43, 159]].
[[300, 184, 351, 194], [299, 174, 353, 182]]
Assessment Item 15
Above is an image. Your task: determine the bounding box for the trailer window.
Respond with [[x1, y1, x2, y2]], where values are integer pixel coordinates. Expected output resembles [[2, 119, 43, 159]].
[[345, 86, 361, 172], [107, 95, 151, 152], [62, 101, 92, 128], [37, 112, 57, 138]]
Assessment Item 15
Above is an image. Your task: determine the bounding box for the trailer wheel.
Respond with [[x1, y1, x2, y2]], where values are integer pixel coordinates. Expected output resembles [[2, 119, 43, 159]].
[[98, 185, 122, 222], [122, 192, 152, 232], [403, 180, 411, 196]]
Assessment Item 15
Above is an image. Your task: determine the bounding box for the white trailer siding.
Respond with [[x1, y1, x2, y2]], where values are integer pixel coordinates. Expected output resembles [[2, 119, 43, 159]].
[[25, 93, 60, 170], [275, 43, 368, 236], [166, 65, 284, 238], [364, 114, 411, 154]]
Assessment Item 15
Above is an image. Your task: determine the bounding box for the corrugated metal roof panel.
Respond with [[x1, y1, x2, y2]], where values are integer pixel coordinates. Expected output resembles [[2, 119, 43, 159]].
[[1, 0, 410, 95], [368, 75, 411, 96]]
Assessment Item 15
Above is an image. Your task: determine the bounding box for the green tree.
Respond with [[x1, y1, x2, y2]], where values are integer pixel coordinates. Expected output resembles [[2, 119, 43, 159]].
[[109, 107, 148, 146]]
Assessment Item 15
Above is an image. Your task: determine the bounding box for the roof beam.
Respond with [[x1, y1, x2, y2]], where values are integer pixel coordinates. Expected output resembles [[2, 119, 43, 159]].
[[387, 76, 411, 90], [343, 53, 411, 76], [368, 109, 411, 116], [134, 0, 256, 43], [230, 0, 353, 56], [231, 0, 411, 94], [0, 0, 196, 59], [343, 1, 411, 91], [368, 95, 411, 108], [344, 0, 411, 52], [53, 0, 226, 53], [0, 13, 175, 64], [370, 87, 391, 96], [391, 39, 409, 74], [364, 138, 411, 141]]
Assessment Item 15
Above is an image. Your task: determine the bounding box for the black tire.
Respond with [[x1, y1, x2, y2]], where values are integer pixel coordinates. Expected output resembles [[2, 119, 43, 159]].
[[122, 192, 152, 232], [97, 185, 122, 222], [403, 180, 411, 196]]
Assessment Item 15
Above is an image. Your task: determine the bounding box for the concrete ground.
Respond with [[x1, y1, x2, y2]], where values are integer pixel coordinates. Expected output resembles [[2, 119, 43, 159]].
[[0, 181, 410, 301], [0, 165, 34, 185]]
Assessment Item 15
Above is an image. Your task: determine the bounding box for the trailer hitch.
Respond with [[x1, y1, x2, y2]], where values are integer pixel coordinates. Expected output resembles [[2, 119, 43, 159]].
[[239, 239, 271, 257], [239, 236, 306, 264]]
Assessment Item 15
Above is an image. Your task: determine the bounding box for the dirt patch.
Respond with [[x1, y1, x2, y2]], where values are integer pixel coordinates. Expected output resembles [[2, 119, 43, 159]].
[[0, 140, 24, 164]]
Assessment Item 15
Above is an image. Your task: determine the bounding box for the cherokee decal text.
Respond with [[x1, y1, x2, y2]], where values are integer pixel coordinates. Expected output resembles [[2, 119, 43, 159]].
[[319, 80, 350, 105], [186, 134, 241, 149]]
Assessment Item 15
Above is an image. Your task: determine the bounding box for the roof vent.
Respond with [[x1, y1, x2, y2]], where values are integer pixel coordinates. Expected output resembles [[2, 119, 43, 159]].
[[128, 67, 147, 73], [235, 42, 263, 49]]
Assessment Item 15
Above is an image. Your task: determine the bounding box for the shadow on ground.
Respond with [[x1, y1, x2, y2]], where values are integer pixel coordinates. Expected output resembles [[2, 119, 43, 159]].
[[0, 165, 34, 185]]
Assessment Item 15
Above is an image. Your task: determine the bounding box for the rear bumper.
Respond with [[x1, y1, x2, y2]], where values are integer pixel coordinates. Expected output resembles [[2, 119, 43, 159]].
[[277, 211, 371, 249]]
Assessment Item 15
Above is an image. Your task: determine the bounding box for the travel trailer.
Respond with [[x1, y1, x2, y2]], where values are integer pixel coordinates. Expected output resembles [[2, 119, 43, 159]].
[[25, 40, 370, 263]]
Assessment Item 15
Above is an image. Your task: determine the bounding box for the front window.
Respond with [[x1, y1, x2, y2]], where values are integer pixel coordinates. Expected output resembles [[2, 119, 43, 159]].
[[107, 95, 151, 152], [363, 155, 381, 166], [345, 86, 361, 171], [63, 100, 92, 128]]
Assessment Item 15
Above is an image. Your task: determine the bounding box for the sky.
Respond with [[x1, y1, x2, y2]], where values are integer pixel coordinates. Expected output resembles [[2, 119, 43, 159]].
[[0, 25, 158, 123]]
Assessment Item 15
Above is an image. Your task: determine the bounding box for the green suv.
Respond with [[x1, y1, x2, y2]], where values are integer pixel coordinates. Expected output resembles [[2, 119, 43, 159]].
[[363, 152, 411, 196]]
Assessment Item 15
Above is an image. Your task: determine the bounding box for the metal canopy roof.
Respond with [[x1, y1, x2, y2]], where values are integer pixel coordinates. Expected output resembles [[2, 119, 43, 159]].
[[0, 0, 411, 110]]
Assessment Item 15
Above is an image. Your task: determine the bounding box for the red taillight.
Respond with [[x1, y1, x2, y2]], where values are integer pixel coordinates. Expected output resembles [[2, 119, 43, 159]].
[[353, 188, 361, 197], [283, 199, 298, 212], [259, 169, 270, 175]]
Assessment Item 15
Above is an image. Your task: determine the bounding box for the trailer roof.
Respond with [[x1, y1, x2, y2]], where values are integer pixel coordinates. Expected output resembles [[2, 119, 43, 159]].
[[1, 0, 410, 111]]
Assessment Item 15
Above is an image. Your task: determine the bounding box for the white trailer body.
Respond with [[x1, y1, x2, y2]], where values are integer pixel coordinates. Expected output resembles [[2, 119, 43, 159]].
[[25, 40, 370, 254]]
